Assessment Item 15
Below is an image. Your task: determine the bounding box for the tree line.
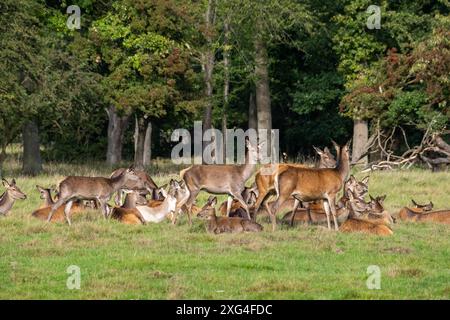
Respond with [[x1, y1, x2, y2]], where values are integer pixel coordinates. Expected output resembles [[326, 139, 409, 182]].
[[0, 0, 448, 176]]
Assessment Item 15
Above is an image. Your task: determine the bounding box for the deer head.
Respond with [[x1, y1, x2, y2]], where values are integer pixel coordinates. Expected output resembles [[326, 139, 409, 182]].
[[3, 179, 26, 200], [313, 146, 337, 168], [411, 199, 433, 212], [197, 196, 217, 219]]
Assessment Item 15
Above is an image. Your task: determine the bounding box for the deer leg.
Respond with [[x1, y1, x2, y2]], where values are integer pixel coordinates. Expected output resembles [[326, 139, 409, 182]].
[[231, 192, 251, 220], [98, 199, 109, 219], [323, 200, 332, 230], [326, 195, 339, 231], [226, 196, 233, 217], [64, 200, 73, 226], [46, 196, 68, 223], [184, 188, 199, 225], [253, 190, 269, 217], [304, 202, 313, 224], [290, 198, 301, 227], [268, 193, 288, 232]]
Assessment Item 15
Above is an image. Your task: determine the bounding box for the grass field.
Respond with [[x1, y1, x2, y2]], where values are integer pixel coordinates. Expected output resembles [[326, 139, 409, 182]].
[[0, 158, 449, 299]]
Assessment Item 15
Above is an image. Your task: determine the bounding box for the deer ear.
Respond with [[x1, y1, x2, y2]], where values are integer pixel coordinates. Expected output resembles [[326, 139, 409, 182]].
[[313, 146, 323, 155], [160, 188, 168, 198], [379, 195, 386, 202], [11, 179, 16, 186], [210, 197, 217, 206], [411, 199, 418, 206], [369, 194, 375, 201], [345, 139, 352, 148], [430, 201, 434, 208], [2, 179, 10, 188]]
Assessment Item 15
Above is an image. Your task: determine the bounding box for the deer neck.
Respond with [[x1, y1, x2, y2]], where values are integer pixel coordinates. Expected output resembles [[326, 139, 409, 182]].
[[207, 211, 218, 232], [0, 191, 15, 215], [110, 173, 128, 192], [44, 190, 55, 207], [123, 193, 137, 209], [237, 149, 256, 183], [336, 148, 350, 182]]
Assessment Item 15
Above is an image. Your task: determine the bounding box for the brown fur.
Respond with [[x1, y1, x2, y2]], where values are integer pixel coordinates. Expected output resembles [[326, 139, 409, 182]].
[[197, 196, 263, 234], [398, 207, 450, 225], [340, 218, 393, 236], [270, 141, 351, 231]]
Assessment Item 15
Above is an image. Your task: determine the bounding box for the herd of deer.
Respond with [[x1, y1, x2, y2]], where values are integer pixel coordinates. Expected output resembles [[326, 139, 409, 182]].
[[0, 140, 449, 236]]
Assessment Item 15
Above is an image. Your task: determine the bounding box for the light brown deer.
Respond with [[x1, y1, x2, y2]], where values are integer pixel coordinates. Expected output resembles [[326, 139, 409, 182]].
[[134, 180, 178, 223], [339, 191, 394, 236], [253, 145, 337, 220], [46, 167, 142, 225], [197, 196, 263, 234], [110, 191, 148, 225], [0, 179, 27, 216], [110, 168, 158, 206], [269, 141, 351, 231], [32, 186, 86, 222], [180, 139, 260, 221], [398, 202, 450, 225]]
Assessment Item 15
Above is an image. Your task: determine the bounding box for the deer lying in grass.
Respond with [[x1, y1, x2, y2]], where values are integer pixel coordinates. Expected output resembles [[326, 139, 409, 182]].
[[181, 139, 260, 221], [218, 184, 258, 218], [46, 167, 142, 225], [110, 168, 158, 206], [0, 179, 27, 216], [197, 196, 263, 234], [32, 186, 87, 222], [134, 180, 178, 223], [398, 200, 450, 225], [269, 141, 351, 231], [110, 191, 148, 225], [253, 146, 337, 218], [339, 191, 394, 236]]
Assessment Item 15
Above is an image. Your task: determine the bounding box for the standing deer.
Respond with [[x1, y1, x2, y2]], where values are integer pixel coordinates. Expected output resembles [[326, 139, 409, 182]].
[[46, 167, 141, 225], [180, 139, 260, 221], [110, 168, 158, 206], [269, 140, 351, 231], [253, 145, 338, 220], [0, 179, 27, 216], [197, 196, 263, 234]]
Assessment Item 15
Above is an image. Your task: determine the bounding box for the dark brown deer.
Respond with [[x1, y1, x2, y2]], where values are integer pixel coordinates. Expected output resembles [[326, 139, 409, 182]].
[[0, 179, 27, 216], [269, 141, 351, 231], [46, 167, 142, 225], [197, 196, 263, 234], [181, 139, 260, 221]]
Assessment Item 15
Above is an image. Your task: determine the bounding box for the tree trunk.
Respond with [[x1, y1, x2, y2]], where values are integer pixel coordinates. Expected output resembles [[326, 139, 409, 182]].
[[222, 19, 230, 161], [143, 122, 152, 166], [248, 92, 257, 130], [106, 105, 130, 166], [352, 119, 369, 165], [254, 36, 272, 155], [22, 120, 42, 176], [134, 116, 149, 170], [202, 0, 216, 156]]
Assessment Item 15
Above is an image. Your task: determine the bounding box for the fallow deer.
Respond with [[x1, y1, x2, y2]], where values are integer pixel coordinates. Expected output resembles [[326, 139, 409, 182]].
[[0, 179, 27, 216], [269, 141, 351, 231], [180, 139, 260, 221], [197, 196, 263, 234], [46, 167, 142, 225]]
